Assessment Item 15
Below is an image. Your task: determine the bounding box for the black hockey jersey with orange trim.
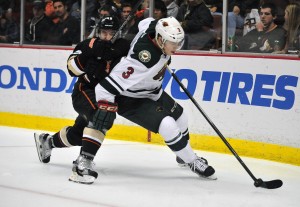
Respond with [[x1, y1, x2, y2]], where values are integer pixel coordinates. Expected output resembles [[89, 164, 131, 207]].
[[67, 37, 130, 88]]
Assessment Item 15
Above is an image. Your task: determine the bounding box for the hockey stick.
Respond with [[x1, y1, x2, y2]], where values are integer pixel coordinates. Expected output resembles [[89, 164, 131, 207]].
[[166, 66, 283, 189], [111, 0, 145, 43]]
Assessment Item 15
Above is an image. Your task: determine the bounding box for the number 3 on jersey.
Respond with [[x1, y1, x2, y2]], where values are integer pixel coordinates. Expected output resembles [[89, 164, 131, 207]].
[[122, 67, 134, 79]]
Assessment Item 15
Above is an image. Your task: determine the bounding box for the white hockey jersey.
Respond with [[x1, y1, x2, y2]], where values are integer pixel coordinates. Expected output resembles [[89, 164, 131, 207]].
[[95, 18, 171, 102]]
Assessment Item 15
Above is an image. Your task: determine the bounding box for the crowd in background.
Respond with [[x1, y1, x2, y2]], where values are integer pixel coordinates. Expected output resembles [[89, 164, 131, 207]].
[[0, 0, 299, 54]]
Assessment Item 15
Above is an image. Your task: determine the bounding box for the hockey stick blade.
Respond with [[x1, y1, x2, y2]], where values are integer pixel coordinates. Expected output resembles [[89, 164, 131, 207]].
[[254, 178, 283, 189]]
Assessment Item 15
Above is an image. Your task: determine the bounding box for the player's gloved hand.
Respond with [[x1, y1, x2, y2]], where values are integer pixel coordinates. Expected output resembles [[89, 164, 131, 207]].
[[92, 100, 118, 134], [82, 73, 98, 87], [92, 40, 112, 58], [102, 39, 130, 61], [82, 59, 100, 86], [102, 48, 122, 61]]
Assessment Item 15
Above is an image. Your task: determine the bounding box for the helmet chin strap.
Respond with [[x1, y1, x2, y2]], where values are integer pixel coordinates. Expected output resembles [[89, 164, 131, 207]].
[[156, 36, 167, 54]]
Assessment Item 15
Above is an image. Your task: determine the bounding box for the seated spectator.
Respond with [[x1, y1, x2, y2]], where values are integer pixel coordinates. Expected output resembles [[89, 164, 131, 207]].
[[0, 8, 19, 43], [235, 3, 286, 53], [47, 0, 80, 45], [137, 0, 149, 18], [44, 0, 59, 23], [260, 0, 289, 27], [177, 0, 214, 50], [105, 0, 122, 18], [119, 2, 143, 42], [163, 0, 179, 17], [88, 4, 116, 38], [154, 0, 167, 20], [242, 0, 260, 36], [276, 3, 300, 54], [25, 0, 53, 44]]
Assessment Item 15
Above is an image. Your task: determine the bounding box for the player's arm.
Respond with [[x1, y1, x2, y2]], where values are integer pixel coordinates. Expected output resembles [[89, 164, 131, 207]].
[[67, 38, 111, 77]]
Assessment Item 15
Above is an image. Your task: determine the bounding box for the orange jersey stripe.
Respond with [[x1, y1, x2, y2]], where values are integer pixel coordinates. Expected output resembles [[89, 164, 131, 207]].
[[82, 138, 101, 147], [79, 83, 97, 110]]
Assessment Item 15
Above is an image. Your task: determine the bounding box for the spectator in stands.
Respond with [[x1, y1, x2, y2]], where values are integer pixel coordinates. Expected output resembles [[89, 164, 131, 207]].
[[260, 0, 289, 27], [138, 0, 149, 18], [44, 0, 59, 23], [227, 0, 247, 37], [177, 0, 214, 50], [235, 3, 286, 53], [226, 0, 262, 37], [205, 0, 223, 14], [275, 3, 300, 54], [242, 0, 261, 36], [91, 4, 115, 28], [163, 0, 179, 17], [88, 4, 116, 38], [47, 0, 80, 45], [154, 0, 167, 19], [0, 8, 19, 43], [25, 0, 53, 44], [105, 0, 122, 18], [119, 2, 142, 42]]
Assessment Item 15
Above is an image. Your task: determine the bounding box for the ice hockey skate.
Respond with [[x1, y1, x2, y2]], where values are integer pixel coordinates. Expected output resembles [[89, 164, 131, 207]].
[[176, 155, 208, 167], [34, 133, 53, 163], [189, 157, 217, 180], [69, 155, 98, 184]]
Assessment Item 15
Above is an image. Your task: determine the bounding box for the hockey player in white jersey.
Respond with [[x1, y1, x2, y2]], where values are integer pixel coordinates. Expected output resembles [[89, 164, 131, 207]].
[[72, 16, 216, 184]]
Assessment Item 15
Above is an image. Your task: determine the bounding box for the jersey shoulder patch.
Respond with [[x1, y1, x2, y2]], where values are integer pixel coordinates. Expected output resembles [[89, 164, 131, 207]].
[[131, 33, 162, 68]]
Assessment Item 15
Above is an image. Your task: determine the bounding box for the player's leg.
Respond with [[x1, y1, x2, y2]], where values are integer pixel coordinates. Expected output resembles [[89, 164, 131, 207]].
[[116, 93, 215, 177], [34, 82, 93, 164], [158, 92, 214, 177], [34, 114, 88, 163], [69, 83, 105, 184], [173, 107, 208, 166], [69, 103, 117, 184]]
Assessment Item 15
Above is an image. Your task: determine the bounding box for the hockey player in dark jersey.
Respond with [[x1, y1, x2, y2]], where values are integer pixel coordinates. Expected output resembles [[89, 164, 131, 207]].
[[70, 16, 216, 184], [34, 16, 130, 184]]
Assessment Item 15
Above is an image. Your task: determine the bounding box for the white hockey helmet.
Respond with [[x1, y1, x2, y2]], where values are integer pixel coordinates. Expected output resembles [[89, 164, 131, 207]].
[[155, 17, 185, 51]]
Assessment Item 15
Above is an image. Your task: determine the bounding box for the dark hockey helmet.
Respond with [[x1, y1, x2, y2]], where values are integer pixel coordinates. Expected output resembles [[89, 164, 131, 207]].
[[98, 16, 120, 31]]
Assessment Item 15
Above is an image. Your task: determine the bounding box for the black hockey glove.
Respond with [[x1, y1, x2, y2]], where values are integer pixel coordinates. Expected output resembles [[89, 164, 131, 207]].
[[92, 40, 112, 58], [102, 39, 130, 61], [102, 48, 122, 61], [92, 100, 118, 134], [82, 59, 100, 86]]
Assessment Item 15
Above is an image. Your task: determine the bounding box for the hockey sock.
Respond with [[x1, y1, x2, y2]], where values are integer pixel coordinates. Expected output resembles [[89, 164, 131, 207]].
[[159, 116, 197, 163], [175, 110, 189, 133], [81, 127, 105, 158], [52, 126, 73, 148]]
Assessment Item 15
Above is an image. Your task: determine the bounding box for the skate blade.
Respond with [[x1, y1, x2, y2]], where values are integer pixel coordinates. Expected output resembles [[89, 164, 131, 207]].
[[178, 163, 189, 168], [198, 174, 217, 180], [34, 133, 43, 163], [69, 171, 96, 185]]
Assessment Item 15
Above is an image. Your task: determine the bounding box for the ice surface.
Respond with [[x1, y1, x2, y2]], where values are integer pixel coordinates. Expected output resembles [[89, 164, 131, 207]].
[[0, 126, 299, 207]]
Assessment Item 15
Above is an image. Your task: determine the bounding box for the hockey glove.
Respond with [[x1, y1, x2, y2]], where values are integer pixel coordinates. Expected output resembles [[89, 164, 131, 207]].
[[92, 100, 118, 134], [102, 48, 122, 61], [102, 39, 130, 61], [92, 40, 112, 58]]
